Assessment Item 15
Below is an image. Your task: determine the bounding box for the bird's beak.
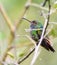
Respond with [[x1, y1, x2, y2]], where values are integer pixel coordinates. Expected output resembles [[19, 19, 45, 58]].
[[22, 18, 31, 23]]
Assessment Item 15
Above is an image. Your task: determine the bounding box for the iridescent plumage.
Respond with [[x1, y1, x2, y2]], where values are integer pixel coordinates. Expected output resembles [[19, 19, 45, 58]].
[[30, 20, 55, 52]]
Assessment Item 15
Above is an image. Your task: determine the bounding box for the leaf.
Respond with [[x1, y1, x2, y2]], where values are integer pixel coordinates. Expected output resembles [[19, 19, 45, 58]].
[[7, 52, 14, 59], [19, 52, 25, 57]]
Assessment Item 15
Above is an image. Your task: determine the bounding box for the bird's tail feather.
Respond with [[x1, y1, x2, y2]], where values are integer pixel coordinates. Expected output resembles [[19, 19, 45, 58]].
[[41, 38, 55, 52], [47, 42, 55, 52]]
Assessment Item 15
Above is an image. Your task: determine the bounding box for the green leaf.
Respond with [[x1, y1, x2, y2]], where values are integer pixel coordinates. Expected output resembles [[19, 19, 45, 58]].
[[7, 52, 14, 59], [19, 52, 25, 57]]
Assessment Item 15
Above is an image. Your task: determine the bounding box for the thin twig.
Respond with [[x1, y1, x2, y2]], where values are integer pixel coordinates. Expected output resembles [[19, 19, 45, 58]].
[[26, 35, 36, 46], [25, 28, 42, 32], [2, 32, 15, 61], [49, 22, 57, 25], [30, 0, 51, 65], [31, 3, 48, 11], [18, 48, 35, 64], [0, 4, 15, 62], [16, 34, 36, 46], [0, 4, 14, 32], [45, 0, 51, 34], [30, 3, 57, 15], [42, 0, 48, 6], [30, 15, 48, 65], [1, 0, 32, 62], [15, 0, 32, 30]]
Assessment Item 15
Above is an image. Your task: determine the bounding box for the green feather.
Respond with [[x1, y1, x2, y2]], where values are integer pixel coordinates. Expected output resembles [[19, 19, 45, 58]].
[[31, 21, 43, 41]]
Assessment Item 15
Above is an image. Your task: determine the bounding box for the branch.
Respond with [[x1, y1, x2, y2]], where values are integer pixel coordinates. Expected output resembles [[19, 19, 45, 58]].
[[45, 0, 51, 33], [30, 3, 57, 15], [16, 34, 36, 46], [2, 32, 15, 61], [49, 22, 57, 25], [25, 28, 42, 32], [42, 0, 48, 6], [0, 4, 14, 32], [30, 0, 51, 65], [15, 0, 32, 30], [1, 0, 32, 62], [18, 48, 35, 64], [30, 3, 48, 11]]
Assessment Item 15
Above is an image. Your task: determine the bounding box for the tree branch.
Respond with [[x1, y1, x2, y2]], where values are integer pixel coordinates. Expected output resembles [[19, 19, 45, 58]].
[[18, 48, 35, 64], [1, 0, 32, 62], [0, 4, 14, 33], [30, 0, 51, 65]]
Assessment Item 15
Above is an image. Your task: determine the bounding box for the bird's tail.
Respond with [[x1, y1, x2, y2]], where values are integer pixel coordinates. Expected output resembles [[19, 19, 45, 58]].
[[41, 38, 55, 52]]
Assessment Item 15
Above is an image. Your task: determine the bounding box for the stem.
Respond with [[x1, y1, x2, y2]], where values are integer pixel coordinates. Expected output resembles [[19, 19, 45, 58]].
[[1, 0, 31, 62], [18, 48, 35, 64], [30, 0, 51, 65]]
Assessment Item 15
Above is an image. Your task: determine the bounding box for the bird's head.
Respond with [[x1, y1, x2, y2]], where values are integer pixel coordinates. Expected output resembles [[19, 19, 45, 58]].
[[30, 20, 38, 29], [31, 20, 37, 25], [22, 18, 38, 24], [22, 18, 38, 29]]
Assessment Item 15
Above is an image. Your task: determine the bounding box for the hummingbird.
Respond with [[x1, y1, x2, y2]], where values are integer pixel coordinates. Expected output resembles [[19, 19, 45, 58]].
[[22, 18, 55, 52]]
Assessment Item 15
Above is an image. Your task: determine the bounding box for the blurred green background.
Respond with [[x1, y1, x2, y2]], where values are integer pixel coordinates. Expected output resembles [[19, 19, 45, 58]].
[[0, 0, 57, 65]]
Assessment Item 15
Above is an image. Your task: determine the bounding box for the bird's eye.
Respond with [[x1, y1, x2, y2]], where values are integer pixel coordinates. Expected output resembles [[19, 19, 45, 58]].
[[32, 21, 35, 23], [32, 21, 37, 24]]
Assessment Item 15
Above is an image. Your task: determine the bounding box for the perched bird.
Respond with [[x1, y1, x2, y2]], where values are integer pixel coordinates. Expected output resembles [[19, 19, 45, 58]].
[[23, 18, 55, 52]]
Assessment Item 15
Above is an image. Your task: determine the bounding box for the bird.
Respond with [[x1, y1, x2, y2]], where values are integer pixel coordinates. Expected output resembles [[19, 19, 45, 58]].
[[22, 18, 55, 52]]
